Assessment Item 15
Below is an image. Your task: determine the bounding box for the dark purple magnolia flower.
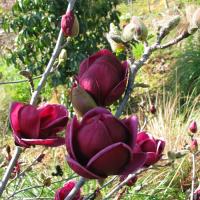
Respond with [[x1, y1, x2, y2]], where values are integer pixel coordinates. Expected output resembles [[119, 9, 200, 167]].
[[77, 49, 129, 106], [54, 180, 82, 200], [135, 131, 165, 166], [61, 11, 75, 36], [66, 107, 146, 179], [10, 102, 68, 148]]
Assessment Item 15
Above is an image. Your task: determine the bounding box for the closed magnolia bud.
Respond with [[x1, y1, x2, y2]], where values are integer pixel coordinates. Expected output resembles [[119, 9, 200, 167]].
[[121, 23, 135, 42], [61, 11, 79, 37], [71, 86, 97, 117], [189, 121, 197, 134], [157, 15, 180, 36], [122, 16, 148, 42], [150, 104, 156, 114], [59, 49, 67, 64], [190, 139, 198, 153], [192, 8, 200, 28]]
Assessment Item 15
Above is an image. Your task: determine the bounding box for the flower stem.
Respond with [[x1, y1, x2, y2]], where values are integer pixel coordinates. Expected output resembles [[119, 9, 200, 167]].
[[0, 146, 22, 196], [190, 153, 196, 200]]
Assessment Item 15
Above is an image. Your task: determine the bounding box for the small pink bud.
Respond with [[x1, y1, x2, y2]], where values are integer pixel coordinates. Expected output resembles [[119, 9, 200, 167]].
[[190, 139, 198, 153], [189, 121, 197, 133], [119, 175, 137, 187], [150, 104, 156, 114]]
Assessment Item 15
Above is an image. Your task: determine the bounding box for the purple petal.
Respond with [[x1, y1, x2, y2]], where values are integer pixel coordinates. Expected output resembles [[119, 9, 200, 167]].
[[79, 60, 121, 105], [10, 102, 25, 134], [78, 49, 115, 78], [87, 142, 132, 176], [137, 131, 154, 145], [77, 118, 113, 160], [101, 115, 129, 144], [120, 152, 147, 175], [21, 137, 65, 147], [104, 78, 127, 106], [38, 104, 68, 135], [144, 152, 158, 166], [13, 133, 30, 148], [122, 115, 138, 149], [67, 157, 104, 179], [81, 107, 111, 124], [65, 117, 80, 160], [18, 104, 40, 139], [156, 139, 165, 155], [141, 140, 157, 152]]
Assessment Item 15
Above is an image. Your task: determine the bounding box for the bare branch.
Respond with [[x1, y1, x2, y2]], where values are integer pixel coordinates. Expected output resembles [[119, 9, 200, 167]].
[[159, 31, 191, 49], [190, 153, 196, 200]]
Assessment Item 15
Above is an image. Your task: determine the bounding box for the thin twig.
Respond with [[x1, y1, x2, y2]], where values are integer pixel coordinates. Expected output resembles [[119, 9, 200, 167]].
[[7, 176, 77, 199], [0, 146, 22, 196], [84, 176, 118, 200], [190, 153, 196, 200], [103, 168, 149, 200], [7, 148, 46, 188]]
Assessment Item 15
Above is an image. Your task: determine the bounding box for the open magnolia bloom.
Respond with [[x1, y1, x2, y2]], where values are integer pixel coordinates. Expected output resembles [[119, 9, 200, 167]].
[[77, 49, 129, 106], [135, 131, 165, 166], [10, 102, 68, 148], [66, 107, 147, 179]]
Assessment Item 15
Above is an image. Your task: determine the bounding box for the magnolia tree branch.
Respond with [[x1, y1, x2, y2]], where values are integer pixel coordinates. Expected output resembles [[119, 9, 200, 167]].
[[159, 31, 191, 49], [0, 146, 22, 196], [103, 168, 150, 200], [7, 175, 77, 199], [0, 0, 75, 197]]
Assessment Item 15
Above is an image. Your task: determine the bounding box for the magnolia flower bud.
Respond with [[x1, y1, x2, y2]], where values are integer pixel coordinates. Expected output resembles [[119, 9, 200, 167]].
[[61, 11, 79, 37], [189, 121, 197, 134], [158, 15, 180, 37], [192, 8, 200, 28], [71, 86, 97, 117], [122, 16, 148, 42], [190, 139, 198, 153], [150, 104, 156, 114], [58, 49, 67, 64]]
